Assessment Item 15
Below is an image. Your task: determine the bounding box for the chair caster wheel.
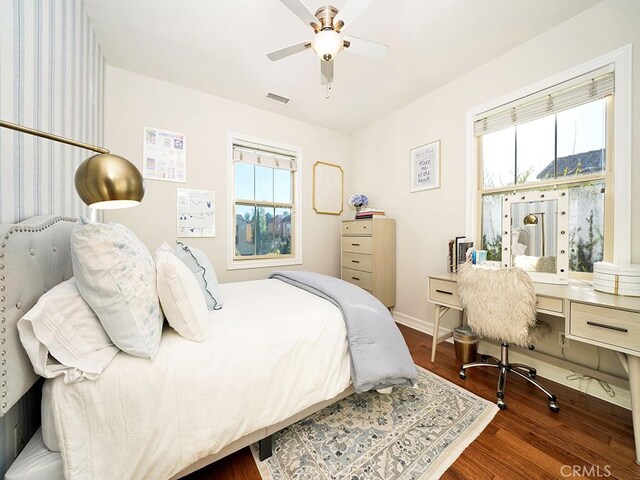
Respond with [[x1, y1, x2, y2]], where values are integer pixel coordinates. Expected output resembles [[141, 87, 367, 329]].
[[459, 370, 466, 380], [527, 369, 537, 379], [497, 400, 507, 410], [549, 401, 560, 413]]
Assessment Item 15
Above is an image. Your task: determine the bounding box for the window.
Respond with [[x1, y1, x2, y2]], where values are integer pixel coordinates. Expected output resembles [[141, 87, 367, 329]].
[[474, 68, 614, 275], [228, 134, 302, 269], [474, 71, 614, 273]]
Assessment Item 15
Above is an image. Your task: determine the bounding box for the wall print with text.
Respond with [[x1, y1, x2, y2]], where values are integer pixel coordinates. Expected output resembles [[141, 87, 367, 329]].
[[410, 140, 441, 192]]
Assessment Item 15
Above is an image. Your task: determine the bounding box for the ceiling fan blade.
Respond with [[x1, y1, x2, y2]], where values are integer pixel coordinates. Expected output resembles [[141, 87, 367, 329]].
[[279, 0, 320, 29], [321, 60, 334, 85], [334, 0, 374, 32], [267, 41, 311, 61], [343, 35, 388, 60]]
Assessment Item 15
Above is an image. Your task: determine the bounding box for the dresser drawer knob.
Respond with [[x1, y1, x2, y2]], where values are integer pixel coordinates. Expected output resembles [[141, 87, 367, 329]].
[[352, 243, 360, 246], [586, 321, 628, 333], [351, 260, 360, 263], [351, 276, 360, 281], [435, 289, 453, 295]]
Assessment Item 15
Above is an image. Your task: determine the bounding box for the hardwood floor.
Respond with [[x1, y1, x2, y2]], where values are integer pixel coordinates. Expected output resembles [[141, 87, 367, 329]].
[[187, 324, 640, 480]]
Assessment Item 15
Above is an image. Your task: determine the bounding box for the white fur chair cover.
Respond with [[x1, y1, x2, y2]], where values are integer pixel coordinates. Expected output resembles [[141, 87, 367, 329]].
[[457, 263, 551, 347]]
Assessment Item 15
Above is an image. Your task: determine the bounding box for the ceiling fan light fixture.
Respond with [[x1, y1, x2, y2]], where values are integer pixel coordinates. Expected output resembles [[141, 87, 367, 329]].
[[311, 29, 342, 62]]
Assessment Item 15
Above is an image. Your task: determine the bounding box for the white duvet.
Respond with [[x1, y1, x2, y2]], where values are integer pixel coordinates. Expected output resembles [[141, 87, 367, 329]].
[[48, 279, 351, 480]]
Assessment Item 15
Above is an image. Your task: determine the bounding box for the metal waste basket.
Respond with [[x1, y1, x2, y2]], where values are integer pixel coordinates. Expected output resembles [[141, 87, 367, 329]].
[[453, 326, 479, 363]]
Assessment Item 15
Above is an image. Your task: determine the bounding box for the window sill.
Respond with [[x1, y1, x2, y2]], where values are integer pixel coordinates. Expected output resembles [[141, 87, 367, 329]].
[[226, 256, 302, 271]]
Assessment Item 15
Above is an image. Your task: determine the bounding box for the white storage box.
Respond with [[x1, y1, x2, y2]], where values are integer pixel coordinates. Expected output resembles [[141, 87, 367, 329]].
[[593, 262, 640, 296]]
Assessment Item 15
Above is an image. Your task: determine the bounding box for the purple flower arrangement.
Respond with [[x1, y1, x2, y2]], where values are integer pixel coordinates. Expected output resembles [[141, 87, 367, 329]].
[[348, 194, 369, 209]]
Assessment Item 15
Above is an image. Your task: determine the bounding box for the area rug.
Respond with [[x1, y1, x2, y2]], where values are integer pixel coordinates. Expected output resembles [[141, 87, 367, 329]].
[[250, 365, 498, 479]]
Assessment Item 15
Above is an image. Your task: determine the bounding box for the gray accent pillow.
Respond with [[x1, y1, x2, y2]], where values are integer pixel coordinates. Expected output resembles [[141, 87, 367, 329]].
[[175, 242, 223, 310]]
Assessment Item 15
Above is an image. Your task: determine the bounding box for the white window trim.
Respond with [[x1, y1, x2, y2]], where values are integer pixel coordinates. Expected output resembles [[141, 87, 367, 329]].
[[465, 45, 632, 266], [226, 131, 303, 270]]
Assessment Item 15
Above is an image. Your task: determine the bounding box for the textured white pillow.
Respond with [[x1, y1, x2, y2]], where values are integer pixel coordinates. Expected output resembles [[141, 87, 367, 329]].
[[17, 278, 120, 384], [175, 242, 223, 310], [156, 243, 210, 342], [71, 218, 163, 359]]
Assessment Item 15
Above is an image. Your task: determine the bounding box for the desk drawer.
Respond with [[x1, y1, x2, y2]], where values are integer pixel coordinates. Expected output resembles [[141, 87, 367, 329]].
[[342, 267, 373, 291], [569, 302, 640, 353], [429, 278, 461, 308], [342, 252, 372, 272], [342, 221, 372, 236], [341, 237, 373, 254], [536, 295, 563, 314]]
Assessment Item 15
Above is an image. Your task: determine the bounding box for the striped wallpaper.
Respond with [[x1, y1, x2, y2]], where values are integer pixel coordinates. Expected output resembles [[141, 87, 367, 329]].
[[0, 0, 104, 223]]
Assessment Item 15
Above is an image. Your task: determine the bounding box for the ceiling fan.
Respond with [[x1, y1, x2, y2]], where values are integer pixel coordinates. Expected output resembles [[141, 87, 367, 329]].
[[267, 0, 388, 87]]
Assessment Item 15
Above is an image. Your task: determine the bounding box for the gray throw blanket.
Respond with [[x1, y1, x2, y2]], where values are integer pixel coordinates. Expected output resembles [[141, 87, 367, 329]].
[[269, 271, 417, 393]]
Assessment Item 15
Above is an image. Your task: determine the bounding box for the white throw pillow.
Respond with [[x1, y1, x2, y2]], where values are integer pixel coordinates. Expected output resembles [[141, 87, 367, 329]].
[[17, 278, 120, 384], [71, 218, 163, 359], [156, 243, 210, 342], [175, 242, 223, 310]]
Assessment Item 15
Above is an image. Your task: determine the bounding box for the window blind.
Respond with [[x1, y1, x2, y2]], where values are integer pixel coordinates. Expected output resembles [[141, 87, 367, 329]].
[[474, 66, 614, 137], [233, 141, 297, 171]]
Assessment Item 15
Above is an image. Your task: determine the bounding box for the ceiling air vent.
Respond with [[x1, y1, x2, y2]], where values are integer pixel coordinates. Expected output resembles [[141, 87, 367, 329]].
[[265, 92, 290, 105]]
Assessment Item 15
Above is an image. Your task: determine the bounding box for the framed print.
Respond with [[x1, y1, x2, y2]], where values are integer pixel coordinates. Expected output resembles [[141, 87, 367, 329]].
[[177, 188, 215, 237], [143, 126, 187, 182], [313, 161, 344, 215], [410, 140, 440, 192]]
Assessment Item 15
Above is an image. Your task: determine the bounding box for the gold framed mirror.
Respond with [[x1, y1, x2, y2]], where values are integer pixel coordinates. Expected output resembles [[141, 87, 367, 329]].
[[313, 161, 343, 215]]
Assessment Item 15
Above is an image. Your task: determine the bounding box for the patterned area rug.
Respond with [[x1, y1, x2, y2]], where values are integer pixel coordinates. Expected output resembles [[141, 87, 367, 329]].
[[251, 365, 498, 480]]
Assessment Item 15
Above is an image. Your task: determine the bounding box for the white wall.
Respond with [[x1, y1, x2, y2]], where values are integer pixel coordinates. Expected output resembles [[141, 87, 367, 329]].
[[104, 66, 351, 282], [350, 0, 640, 385]]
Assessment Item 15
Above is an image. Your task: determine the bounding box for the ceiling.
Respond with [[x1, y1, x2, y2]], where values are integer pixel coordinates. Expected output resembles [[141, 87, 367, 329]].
[[84, 0, 600, 134]]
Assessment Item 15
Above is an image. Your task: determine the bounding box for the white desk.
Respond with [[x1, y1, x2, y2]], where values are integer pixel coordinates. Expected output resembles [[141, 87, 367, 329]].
[[428, 273, 640, 465]]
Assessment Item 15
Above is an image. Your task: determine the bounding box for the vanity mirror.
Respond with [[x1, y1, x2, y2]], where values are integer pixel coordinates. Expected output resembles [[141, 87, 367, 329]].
[[502, 190, 569, 284]]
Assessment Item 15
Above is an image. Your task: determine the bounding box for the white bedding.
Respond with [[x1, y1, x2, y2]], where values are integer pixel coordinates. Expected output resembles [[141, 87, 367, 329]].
[[47, 279, 351, 480]]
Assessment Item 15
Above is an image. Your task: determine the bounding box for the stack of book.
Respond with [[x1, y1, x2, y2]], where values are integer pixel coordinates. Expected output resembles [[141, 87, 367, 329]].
[[356, 208, 386, 220]]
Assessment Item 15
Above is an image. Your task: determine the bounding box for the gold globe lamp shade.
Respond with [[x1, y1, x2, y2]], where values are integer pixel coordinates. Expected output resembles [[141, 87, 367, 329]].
[[75, 154, 145, 209], [523, 214, 539, 226]]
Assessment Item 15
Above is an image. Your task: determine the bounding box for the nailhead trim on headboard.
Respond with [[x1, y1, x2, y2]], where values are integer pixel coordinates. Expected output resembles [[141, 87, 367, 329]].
[[0, 216, 76, 415]]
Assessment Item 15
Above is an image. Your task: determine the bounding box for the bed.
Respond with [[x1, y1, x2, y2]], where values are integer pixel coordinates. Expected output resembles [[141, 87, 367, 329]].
[[1, 215, 356, 479]]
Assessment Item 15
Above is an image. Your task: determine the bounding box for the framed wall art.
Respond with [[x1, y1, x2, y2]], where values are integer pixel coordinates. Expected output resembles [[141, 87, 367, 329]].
[[410, 140, 441, 192], [144, 126, 187, 182], [177, 188, 215, 237], [313, 161, 344, 215]]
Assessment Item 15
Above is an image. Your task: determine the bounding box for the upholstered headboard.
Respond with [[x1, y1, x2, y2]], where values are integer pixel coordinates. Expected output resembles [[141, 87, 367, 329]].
[[0, 216, 76, 416]]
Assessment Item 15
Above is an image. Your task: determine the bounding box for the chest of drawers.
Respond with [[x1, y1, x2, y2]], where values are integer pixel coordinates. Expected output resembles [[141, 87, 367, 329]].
[[341, 219, 396, 307]]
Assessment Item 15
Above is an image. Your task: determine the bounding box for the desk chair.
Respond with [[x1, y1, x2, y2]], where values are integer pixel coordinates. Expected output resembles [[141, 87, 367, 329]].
[[456, 263, 560, 412]]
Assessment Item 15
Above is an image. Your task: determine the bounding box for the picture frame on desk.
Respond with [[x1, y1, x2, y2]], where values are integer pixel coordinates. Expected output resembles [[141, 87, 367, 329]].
[[410, 140, 440, 192], [449, 236, 471, 272], [457, 241, 473, 268]]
